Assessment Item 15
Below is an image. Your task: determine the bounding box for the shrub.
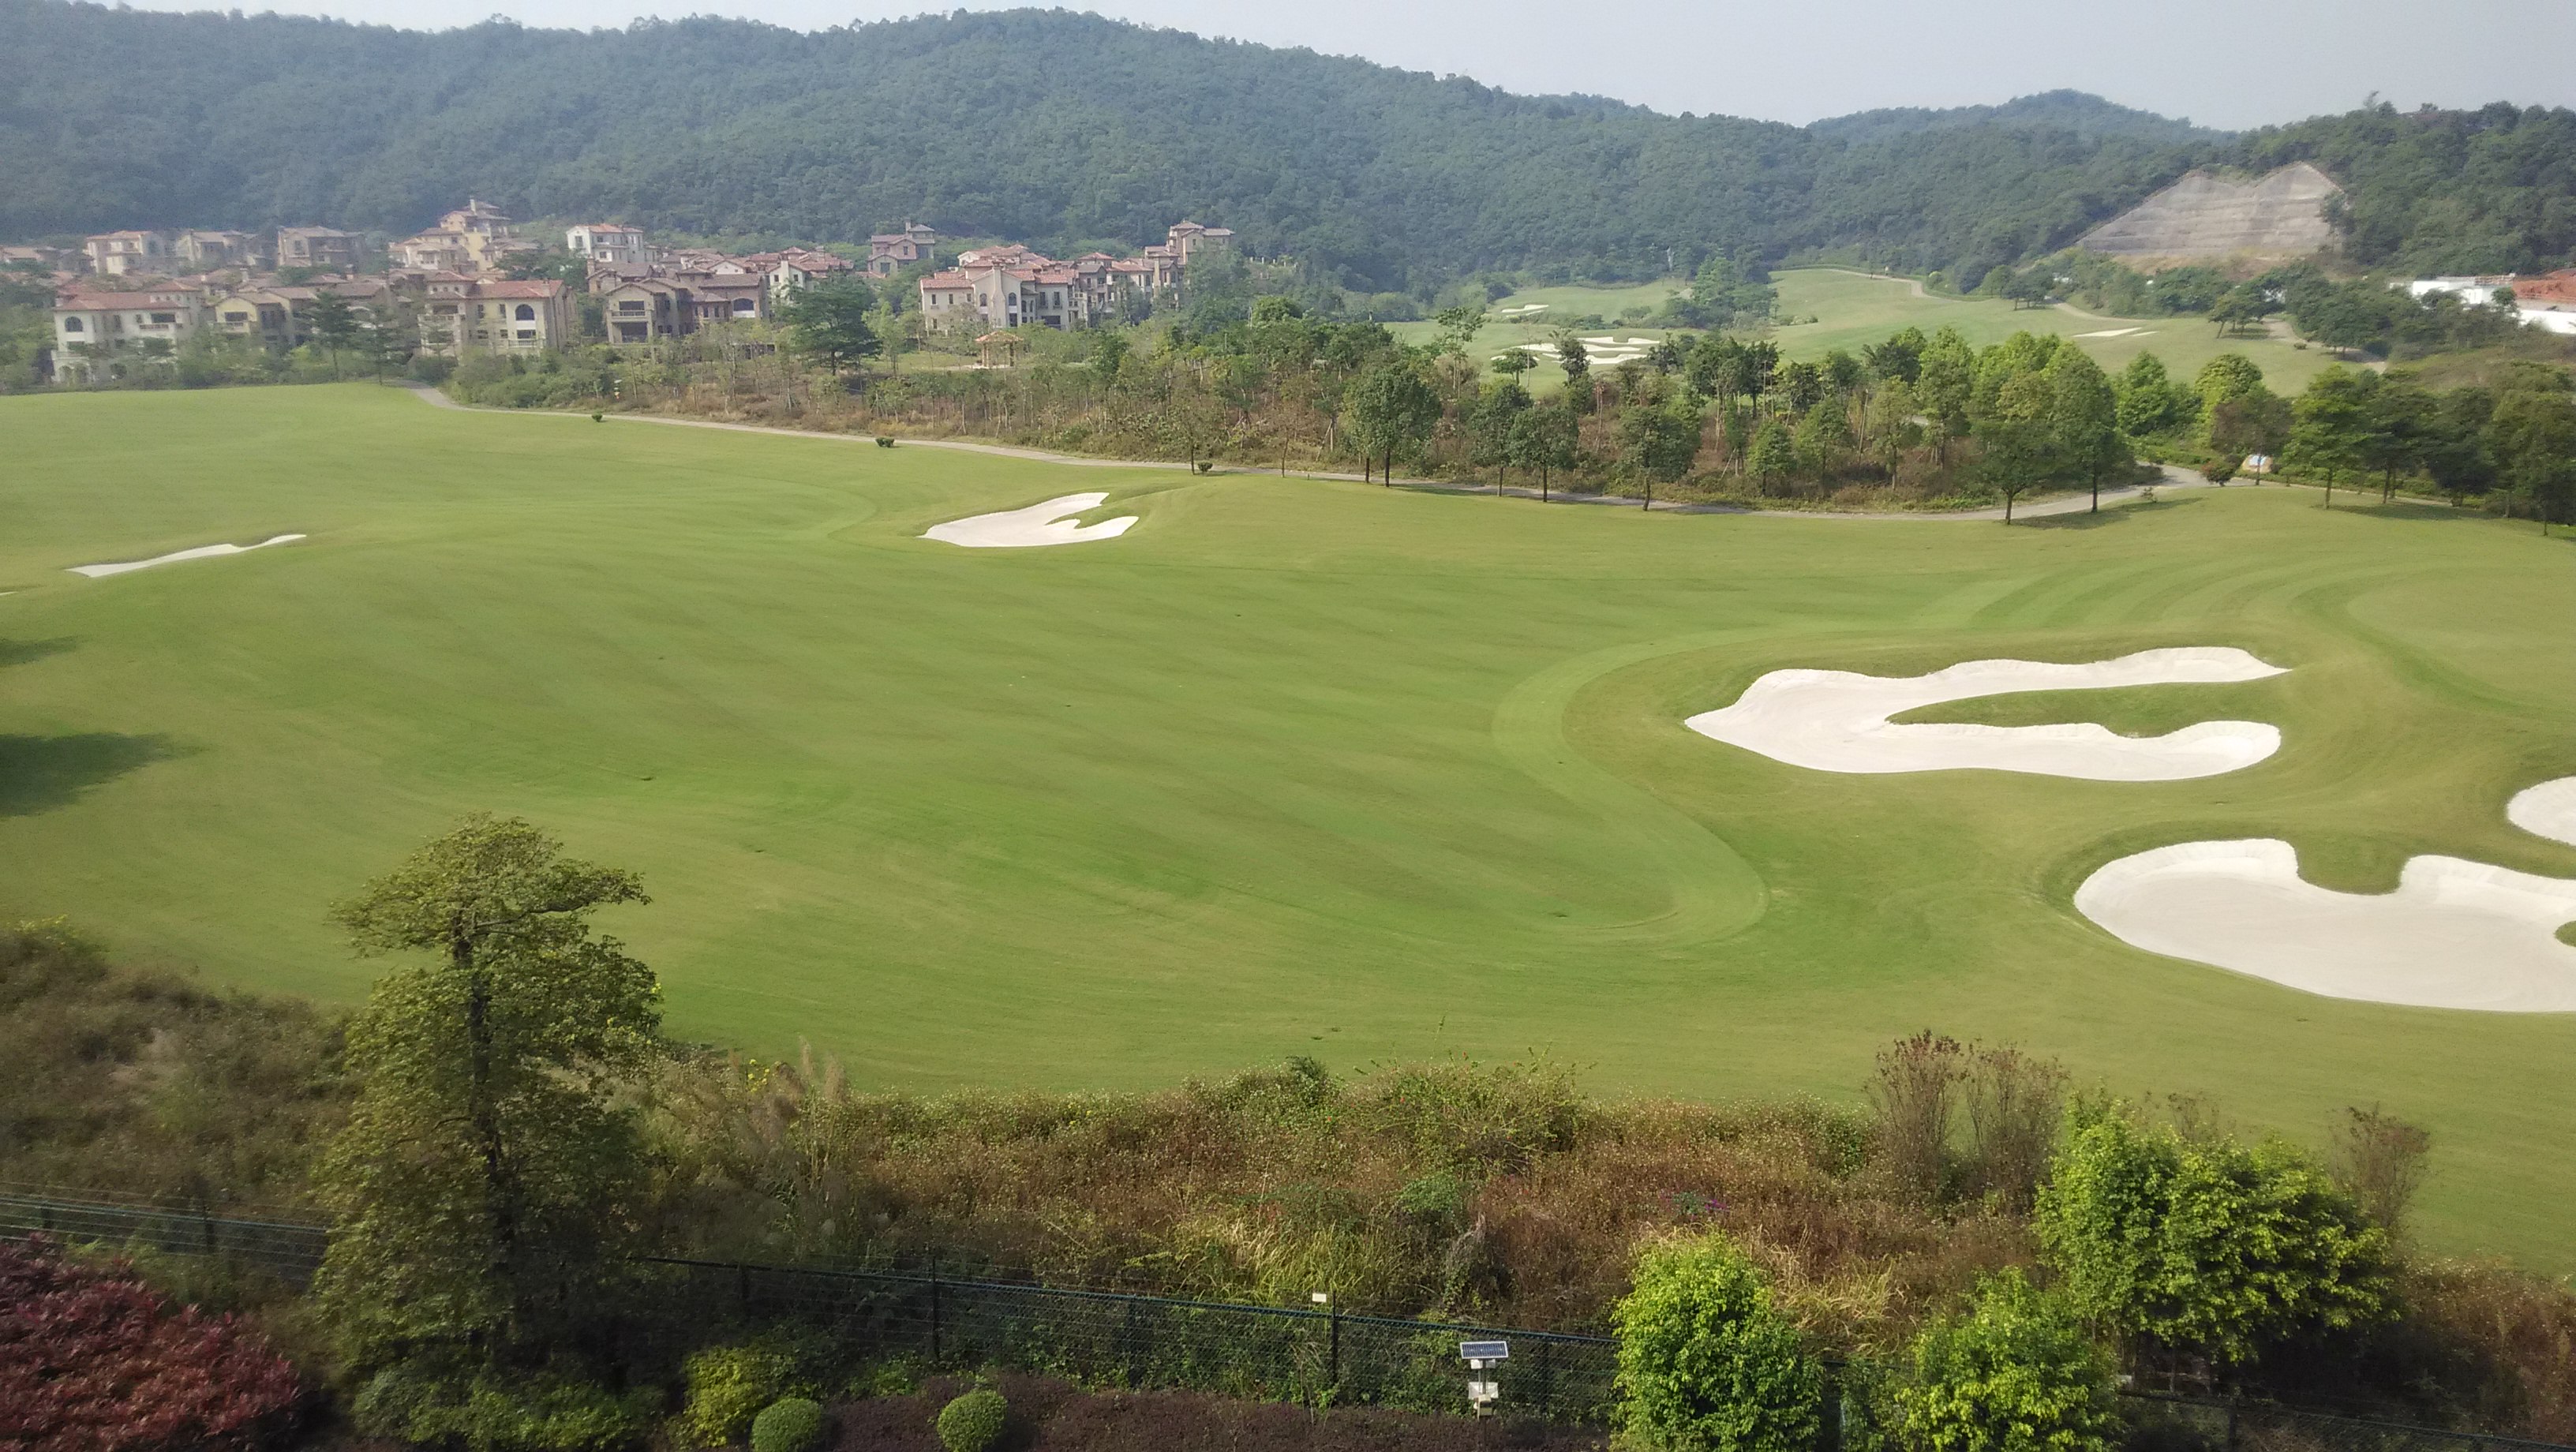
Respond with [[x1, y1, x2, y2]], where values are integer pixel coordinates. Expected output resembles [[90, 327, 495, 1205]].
[[0, 1237, 302, 1452], [2035, 1111, 2397, 1366], [1893, 1270, 2120, 1452], [937, 1387, 1009, 1452], [751, 1395, 826, 1452], [1612, 1232, 1822, 1452], [350, 1358, 650, 1451], [678, 1336, 821, 1448]]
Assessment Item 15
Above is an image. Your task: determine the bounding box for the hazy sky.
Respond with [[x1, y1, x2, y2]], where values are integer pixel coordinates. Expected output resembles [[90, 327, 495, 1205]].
[[125, 0, 2576, 131]]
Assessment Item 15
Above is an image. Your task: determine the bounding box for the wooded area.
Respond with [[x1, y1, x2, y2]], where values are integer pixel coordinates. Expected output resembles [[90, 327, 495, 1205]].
[[7, 1, 2575, 290]]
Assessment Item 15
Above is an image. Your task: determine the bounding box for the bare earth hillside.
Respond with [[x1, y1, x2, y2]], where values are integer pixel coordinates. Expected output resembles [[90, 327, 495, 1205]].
[[2080, 161, 2342, 260]]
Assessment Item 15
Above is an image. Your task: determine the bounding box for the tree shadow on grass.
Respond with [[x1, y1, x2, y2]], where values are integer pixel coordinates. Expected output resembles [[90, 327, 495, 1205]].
[[2323, 500, 2469, 524], [0, 637, 77, 668], [2016, 496, 2203, 530], [1, 636, 185, 817], [0, 733, 185, 817]]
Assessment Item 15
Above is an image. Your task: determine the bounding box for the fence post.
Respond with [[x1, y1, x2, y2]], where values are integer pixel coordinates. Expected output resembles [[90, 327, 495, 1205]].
[[737, 1263, 751, 1318], [1537, 1338, 1554, 1423], [2226, 1401, 2239, 1452], [201, 1209, 218, 1258], [1327, 1306, 1341, 1401], [929, 1262, 944, 1366]]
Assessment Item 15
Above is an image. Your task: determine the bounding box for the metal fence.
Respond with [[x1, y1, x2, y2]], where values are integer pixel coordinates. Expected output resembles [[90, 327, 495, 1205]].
[[3, 1186, 2569, 1450], [628, 1256, 1619, 1423], [0, 1184, 329, 1286]]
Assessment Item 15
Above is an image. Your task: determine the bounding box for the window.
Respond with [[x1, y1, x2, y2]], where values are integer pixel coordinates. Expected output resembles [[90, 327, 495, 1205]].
[[62, 316, 82, 333], [732, 298, 754, 313], [150, 312, 175, 324], [516, 329, 536, 340], [224, 311, 249, 324], [514, 304, 535, 321]]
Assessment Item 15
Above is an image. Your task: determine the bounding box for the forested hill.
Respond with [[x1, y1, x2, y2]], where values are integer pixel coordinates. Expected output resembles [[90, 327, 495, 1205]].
[[1806, 91, 2224, 148], [5, 1, 2572, 287]]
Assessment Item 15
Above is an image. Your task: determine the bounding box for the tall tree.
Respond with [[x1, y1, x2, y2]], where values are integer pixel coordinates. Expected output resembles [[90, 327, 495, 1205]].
[[1551, 329, 1593, 414], [1507, 400, 1579, 500], [2114, 352, 2192, 440], [314, 814, 660, 1368], [1470, 378, 1533, 489], [781, 278, 882, 376], [2045, 348, 2126, 511], [1343, 359, 1441, 484], [301, 290, 362, 377], [2286, 367, 2383, 506], [2488, 385, 2576, 532], [1975, 372, 2061, 522], [1915, 328, 1975, 463]]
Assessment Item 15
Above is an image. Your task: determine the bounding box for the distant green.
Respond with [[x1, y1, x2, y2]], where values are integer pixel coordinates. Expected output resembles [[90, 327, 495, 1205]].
[[3, 385, 2573, 1274]]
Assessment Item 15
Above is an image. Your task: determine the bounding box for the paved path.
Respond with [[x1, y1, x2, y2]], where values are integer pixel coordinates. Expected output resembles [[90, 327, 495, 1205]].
[[396, 382, 2220, 522]]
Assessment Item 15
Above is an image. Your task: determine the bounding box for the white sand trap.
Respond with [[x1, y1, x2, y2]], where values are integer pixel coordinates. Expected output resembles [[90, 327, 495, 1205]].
[[1684, 647, 2286, 780], [2072, 327, 2153, 339], [2075, 829, 2576, 1012], [70, 533, 305, 578], [923, 492, 1136, 549]]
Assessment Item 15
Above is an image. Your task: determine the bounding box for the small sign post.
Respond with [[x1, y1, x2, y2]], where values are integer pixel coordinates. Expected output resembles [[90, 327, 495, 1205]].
[[1460, 1339, 1508, 1414]]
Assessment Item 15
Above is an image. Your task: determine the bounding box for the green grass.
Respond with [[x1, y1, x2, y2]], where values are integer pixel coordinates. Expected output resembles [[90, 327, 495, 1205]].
[[6, 385, 2576, 1272], [1387, 272, 2334, 402], [1769, 268, 2341, 395]]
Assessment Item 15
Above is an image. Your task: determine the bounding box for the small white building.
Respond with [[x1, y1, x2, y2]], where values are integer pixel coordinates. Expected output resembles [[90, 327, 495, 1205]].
[[83, 231, 170, 276], [567, 223, 652, 268]]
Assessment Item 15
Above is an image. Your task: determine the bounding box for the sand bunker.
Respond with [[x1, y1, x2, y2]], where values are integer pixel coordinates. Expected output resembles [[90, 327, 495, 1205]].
[[70, 533, 306, 578], [2073, 327, 2157, 339], [2075, 818, 2576, 1012], [1684, 647, 2286, 780], [1513, 335, 1659, 368], [923, 492, 1136, 549]]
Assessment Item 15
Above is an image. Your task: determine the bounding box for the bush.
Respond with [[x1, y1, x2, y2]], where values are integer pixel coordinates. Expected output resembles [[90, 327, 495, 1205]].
[[2036, 1112, 2397, 1367], [0, 1237, 302, 1452], [351, 1359, 650, 1452], [937, 1387, 1009, 1452], [1612, 1232, 1822, 1452], [751, 1395, 826, 1452], [1893, 1270, 2120, 1452], [677, 1335, 822, 1448]]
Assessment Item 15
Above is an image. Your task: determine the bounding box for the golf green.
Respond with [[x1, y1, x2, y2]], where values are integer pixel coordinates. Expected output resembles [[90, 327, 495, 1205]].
[[3, 385, 2572, 1270]]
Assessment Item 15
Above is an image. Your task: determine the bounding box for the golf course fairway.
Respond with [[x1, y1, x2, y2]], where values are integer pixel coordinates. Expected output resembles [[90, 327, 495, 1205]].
[[3, 384, 2573, 1271]]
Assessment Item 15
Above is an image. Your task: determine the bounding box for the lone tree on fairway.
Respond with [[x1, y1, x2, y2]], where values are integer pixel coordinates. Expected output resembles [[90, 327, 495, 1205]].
[[1344, 359, 1441, 484], [315, 814, 660, 1370], [782, 278, 882, 377]]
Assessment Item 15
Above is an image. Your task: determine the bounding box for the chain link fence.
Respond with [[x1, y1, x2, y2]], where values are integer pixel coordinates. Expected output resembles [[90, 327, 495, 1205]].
[[4, 1186, 2568, 1450]]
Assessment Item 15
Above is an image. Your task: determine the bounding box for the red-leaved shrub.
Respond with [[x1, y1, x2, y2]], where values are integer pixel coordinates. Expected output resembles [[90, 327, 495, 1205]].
[[0, 1236, 302, 1452]]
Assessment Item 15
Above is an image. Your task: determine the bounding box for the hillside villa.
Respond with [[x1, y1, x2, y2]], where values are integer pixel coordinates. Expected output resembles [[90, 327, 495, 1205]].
[[915, 221, 1227, 331]]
